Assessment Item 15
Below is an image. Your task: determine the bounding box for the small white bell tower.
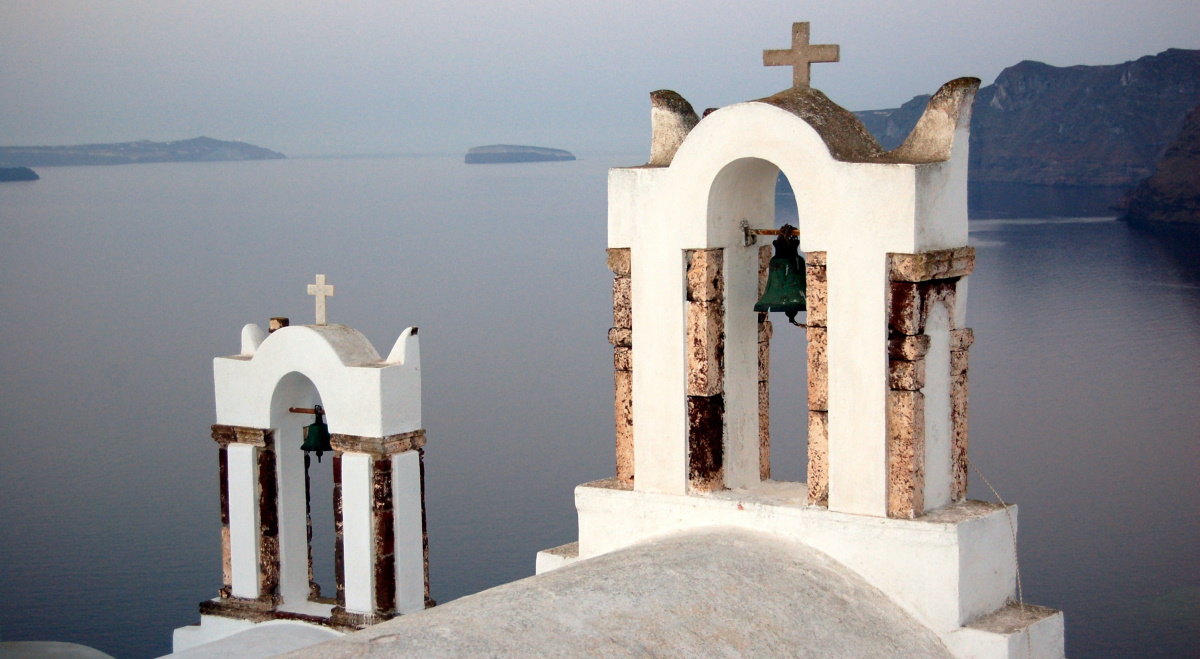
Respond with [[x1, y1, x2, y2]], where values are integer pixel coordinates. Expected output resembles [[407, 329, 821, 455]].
[[174, 279, 430, 651]]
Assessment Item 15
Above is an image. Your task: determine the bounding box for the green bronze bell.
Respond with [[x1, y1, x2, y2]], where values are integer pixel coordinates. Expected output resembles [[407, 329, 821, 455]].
[[754, 224, 806, 326], [301, 405, 333, 462]]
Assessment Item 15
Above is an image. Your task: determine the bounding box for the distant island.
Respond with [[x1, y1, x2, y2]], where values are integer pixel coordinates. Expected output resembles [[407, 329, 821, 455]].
[[465, 145, 575, 164], [0, 166, 39, 182], [0, 136, 285, 167]]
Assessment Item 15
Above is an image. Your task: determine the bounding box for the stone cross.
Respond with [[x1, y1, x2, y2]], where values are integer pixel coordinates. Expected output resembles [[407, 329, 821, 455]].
[[307, 274, 335, 325], [763, 22, 839, 89]]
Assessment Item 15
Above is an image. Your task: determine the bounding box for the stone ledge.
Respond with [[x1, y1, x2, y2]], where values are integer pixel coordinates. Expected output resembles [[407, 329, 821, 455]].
[[946, 603, 1065, 659], [605, 248, 631, 277], [889, 247, 975, 283], [330, 429, 426, 457], [211, 425, 274, 447], [535, 541, 581, 574]]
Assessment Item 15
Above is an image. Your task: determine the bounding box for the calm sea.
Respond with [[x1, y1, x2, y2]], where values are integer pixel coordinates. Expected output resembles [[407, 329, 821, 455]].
[[0, 157, 1197, 657]]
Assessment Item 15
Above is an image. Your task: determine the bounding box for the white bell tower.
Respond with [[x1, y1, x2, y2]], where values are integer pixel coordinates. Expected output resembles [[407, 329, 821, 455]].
[[174, 279, 430, 652], [538, 22, 1065, 659]]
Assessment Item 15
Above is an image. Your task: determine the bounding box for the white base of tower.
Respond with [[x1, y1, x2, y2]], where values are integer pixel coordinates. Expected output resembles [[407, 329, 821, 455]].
[[170, 614, 341, 657], [537, 479, 1064, 659]]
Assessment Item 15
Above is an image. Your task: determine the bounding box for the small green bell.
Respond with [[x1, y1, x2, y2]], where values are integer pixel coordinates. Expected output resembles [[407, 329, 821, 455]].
[[754, 224, 806, 326], [301, 405, 333, 462]]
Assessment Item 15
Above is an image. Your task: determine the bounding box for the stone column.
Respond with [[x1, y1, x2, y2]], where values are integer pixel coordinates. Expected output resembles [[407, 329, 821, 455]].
[[805, 252, 829, 506], [885, 247, 974, 518], [209, 425, 278, 608], [950, 328, 973, 502], [757, 245, 772, 481], [607, 248, 634, 486], [329, 430, 428, 626], [685, 248, 724, 492]]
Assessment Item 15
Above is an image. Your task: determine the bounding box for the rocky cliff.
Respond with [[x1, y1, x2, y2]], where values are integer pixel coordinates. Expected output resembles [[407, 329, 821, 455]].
[[0, 136, 285, 167], [856, 49, 1200, 188], [1121, 104, 1200, 224]]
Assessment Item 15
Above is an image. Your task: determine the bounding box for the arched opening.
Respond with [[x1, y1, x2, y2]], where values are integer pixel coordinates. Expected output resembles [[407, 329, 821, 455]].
[[269, 372, 337, 614], [697, 157, 814, 489], [766, 172, 810, 482]]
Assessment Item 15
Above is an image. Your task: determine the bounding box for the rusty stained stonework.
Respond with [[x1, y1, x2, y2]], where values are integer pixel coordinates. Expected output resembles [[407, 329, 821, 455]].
[[686, 249, 725, 492], [885, 248, 975, 519], [758, 245, 772, 480], [607, 248, 635, 487], [372, 457, 396, 616], [210, 425, 279, 604], [417, 448, 434, 608], [257, 446, 281, 604], [333, 455, 346, 609], [950, 328, 973, 502], [805, 252, 829, 506], [218, 447, 232, 598]]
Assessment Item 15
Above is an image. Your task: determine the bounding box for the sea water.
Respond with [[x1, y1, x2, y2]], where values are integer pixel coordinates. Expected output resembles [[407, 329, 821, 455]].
[[0, 157, 1196, 657]]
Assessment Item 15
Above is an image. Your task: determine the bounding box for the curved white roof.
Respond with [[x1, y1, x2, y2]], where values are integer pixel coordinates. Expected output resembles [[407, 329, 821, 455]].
[[290, 527, 953, 657]]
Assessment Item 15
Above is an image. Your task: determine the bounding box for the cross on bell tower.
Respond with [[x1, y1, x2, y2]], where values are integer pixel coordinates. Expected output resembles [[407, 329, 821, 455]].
[[763, 22, 840, 89], [307, 274, 335, 325]]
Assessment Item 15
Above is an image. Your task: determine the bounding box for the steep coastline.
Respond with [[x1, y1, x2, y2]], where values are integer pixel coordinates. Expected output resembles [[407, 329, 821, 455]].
[[856, 49, 1200, 189], [0, 136, 285, 167], [1121, 105, 1200, 224]]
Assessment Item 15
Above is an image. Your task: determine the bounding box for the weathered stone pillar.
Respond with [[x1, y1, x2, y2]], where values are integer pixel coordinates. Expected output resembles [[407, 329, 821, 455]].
[[757, 245, 772, 481], [210, 425, 278, 607], [950, 328, 973, 502], [217, 445, 232, 599], [805, 252, 829, 506], [332, 455, 345, 608], [329, 430, 428, 625], [885, 247, 974, 518], [686, 248, 724, 492], [607, 248, 634, 486]]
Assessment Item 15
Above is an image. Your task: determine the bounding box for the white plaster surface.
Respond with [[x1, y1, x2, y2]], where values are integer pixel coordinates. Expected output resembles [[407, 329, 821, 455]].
[[213, 325, 421, 438], [945, 607, 1066, 659], [533, 541, 579, 574], [340, 452, 375, 614], [0, 642, 114, 659], [392, 450, 425, 614], [226, 443, 260, 600], [572, 480, 1016, 636], [283, 528, 954, 658], [240, 324, 266, 356], [609, 96, 972, 515], [172, 615, 255, 653], [166, 620, 341, 659]]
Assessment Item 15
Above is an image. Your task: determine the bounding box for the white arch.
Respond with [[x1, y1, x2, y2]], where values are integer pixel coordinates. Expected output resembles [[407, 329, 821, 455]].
[[214, 324, 421, 438]]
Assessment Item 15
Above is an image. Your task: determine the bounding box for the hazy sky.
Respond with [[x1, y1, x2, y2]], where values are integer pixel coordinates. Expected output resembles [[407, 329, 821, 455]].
[[1, 1, 1196, 155]]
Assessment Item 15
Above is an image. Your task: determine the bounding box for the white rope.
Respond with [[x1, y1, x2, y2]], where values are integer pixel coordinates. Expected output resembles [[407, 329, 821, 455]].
[[967, 456, 1034, 656]]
